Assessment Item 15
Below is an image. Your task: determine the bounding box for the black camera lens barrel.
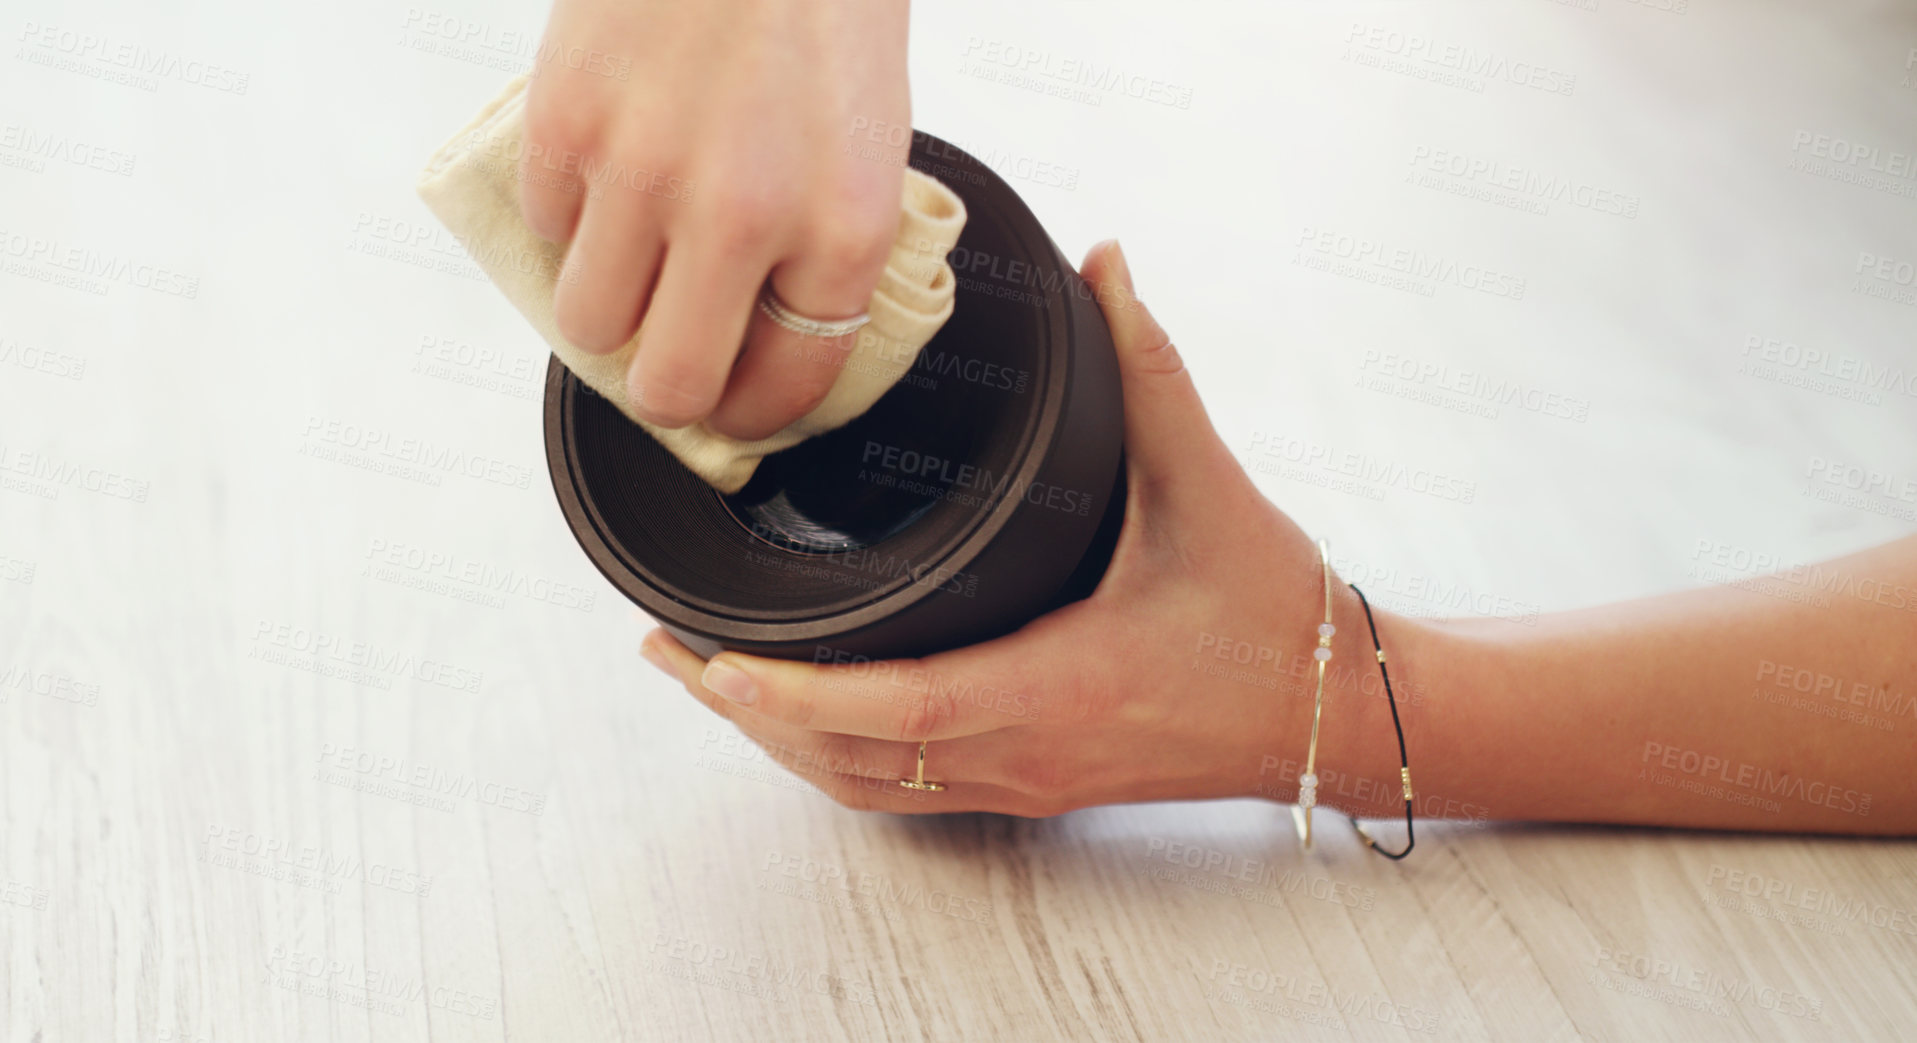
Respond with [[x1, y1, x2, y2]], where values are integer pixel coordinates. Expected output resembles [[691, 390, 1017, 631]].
[[543, 130, 1125, 661]]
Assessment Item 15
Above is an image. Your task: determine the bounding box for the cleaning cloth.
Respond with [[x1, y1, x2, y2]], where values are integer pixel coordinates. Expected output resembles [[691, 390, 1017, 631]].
[[416, 74, 969, 493]]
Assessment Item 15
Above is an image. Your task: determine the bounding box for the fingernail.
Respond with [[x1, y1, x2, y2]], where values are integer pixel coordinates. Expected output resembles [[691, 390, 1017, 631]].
[[702, 658, 758, 705], [1107, 240, 1134, 293], [639, 636, 671, 675]]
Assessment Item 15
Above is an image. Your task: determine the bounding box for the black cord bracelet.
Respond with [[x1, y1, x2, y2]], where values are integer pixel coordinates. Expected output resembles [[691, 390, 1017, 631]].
[[1345, 584, 1415, 860]]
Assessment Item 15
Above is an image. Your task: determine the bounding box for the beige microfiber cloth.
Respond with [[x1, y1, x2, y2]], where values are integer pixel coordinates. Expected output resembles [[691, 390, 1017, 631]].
[[415, 75, 968, 494]]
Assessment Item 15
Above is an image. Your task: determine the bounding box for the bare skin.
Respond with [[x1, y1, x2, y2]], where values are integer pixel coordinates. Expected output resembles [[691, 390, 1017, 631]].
[[640, 240, 1917, 836], [522, 0, 910, 439]]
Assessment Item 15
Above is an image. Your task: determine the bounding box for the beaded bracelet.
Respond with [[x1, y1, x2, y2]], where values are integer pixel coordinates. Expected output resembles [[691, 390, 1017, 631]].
[[1289, 539, 1336, 849], [1289, 541, 1416, 860]]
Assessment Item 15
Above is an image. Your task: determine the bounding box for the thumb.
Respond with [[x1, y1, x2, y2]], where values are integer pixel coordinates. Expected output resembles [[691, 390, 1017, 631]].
[[1079, 239, 1239, 500]]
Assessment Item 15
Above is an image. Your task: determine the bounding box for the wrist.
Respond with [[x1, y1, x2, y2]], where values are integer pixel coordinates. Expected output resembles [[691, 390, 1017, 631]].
[[1239, 590, 1484, 825]]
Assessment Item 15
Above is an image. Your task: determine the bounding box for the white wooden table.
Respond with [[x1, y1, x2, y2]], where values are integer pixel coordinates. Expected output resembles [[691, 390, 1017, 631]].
[[3, 0, 1914, 1039]]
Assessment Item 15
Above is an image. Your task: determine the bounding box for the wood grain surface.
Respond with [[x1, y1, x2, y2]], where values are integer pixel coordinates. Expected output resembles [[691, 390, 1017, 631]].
[[3, 0, 1914, 1040]]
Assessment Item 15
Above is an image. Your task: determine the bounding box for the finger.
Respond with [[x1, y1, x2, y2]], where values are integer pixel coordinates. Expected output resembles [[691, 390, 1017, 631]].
[[642, 622, 1039, 743], [624, 237, 769, 428], [749, 740, 1014, 815], [518, 153, 586, 245], [645, 629, 1043, 786], [701, 309, 858, 442], [645, 628, 912, 776], [641, 631, 1028, 813], [697, 642, 1038, 744], [704, 228, 894, 440], [1078, 239, 1241, 500], [550, 192, 666, 356], [517, 78, 589, 243]]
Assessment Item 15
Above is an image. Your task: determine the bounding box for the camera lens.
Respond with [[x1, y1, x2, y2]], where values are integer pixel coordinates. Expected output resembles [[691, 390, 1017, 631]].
[[545, 130, 1125, 660]]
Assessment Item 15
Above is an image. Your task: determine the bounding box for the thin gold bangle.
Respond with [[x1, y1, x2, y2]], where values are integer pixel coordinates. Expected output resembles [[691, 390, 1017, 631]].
[[1290, 538, 1335, 849]]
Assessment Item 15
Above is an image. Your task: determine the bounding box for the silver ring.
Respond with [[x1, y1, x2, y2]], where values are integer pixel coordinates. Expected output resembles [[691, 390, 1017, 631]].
[[756, 288, 870, 339]]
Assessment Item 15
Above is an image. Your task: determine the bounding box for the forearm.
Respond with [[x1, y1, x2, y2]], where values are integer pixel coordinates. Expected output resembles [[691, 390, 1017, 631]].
[[1387, 535, 1917, 833]]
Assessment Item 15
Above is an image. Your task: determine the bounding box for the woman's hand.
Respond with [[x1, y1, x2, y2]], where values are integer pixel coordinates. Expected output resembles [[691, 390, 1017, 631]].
[[522, 0, 910, 439], [640, 241, 1405, 816]]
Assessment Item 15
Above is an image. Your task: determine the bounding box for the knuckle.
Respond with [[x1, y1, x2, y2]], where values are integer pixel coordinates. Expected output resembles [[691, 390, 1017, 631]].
[[704, 187, 789, 254], [629, 369, 719, 428], [523, 88, 598, 161], [808, 221, 893, 279], [896, 674, 953, 743]]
